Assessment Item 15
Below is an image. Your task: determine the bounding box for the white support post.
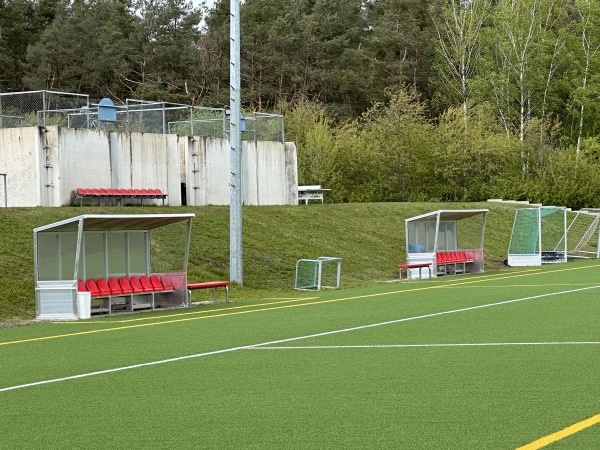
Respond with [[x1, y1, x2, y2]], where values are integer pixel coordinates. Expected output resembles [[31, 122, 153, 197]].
[[230, 0, 243, 284]]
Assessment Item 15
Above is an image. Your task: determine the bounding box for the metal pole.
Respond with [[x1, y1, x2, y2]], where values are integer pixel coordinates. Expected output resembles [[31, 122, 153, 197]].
[[230, 0, 243, 284], [0, 173, 6, 207]]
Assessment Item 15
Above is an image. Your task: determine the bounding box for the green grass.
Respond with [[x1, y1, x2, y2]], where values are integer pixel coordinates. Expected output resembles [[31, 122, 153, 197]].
[[0, 202, 523, 323], [1, 260, 600, 448]]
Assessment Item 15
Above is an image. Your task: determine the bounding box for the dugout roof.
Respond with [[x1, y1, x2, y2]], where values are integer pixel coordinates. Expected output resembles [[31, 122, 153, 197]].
[[33, 213, 195, 233], [405, 209, 488, 223]]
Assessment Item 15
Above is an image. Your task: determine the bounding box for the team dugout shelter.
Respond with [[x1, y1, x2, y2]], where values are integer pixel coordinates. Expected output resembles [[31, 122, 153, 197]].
[[405, 209, 488, 278], [33, 213, 194, 320]]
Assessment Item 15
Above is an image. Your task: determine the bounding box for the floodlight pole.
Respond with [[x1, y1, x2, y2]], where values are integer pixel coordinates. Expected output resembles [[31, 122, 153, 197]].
[[230, 0, 243, 284]]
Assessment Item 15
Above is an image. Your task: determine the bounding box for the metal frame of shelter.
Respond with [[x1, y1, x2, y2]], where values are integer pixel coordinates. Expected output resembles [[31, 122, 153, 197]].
[[33, 214, 194, 320], [405, 209, 488, 278]]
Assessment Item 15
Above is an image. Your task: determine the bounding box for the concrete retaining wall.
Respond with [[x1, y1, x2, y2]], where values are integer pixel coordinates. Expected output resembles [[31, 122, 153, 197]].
[[0, 126, 298, 207]]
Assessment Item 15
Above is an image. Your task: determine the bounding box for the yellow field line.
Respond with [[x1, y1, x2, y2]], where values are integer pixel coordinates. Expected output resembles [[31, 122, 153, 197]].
[[58, 297, 319, 325], [2, 263, 599, 347], [516, 413, 600, 449]]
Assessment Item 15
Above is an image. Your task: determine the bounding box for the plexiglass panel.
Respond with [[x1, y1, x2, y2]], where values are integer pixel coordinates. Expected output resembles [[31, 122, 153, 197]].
[[60, 233, 78, 280], [37, 233, 59, 281], [108, 232, 127, 276], [85, 232, 105, 279], [129, 231, 147, 274]]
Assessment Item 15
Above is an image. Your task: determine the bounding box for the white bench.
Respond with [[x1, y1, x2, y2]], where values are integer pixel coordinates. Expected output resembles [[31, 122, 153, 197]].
[[298, 185, 331, 204]]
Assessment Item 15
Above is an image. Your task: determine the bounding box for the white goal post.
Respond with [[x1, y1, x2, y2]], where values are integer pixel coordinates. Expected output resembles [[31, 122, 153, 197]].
[[563, 209, 600, 259], [295, 257, 342, 290]]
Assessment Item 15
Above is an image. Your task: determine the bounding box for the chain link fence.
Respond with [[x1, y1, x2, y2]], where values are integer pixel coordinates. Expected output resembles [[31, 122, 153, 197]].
[[0, 90, 285, 142]]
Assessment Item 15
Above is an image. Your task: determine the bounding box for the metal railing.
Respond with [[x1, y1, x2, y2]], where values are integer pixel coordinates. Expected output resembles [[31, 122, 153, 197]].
[[0, 90, 285, 142]]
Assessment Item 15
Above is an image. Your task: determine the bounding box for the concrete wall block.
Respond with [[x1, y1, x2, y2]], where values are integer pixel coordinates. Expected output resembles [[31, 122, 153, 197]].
[[0, 127, 39, 206], [0, 127, 297, 207], [58, 127, 111, 205]]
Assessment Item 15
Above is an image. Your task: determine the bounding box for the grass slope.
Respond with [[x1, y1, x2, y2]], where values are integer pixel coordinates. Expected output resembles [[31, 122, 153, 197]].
[[0, 202, 523, 323]]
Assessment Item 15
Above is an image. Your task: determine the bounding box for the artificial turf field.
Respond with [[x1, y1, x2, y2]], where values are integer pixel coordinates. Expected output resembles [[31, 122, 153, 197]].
[[1, 260, 600, 449]]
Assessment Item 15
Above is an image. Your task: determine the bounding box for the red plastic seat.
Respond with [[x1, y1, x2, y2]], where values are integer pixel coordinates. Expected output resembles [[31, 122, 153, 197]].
[[159, 275, 174, 290], [140, 189, 151, 196], [149, 274, 164, 290], [96, 279, 112, 296], [460, 251, 473, 262], [108, 277, 123, 295], [128, 276, 146, 293], [78, 280, 87, 292], [118, 277, 135, 294], [139, 275, 155, 292], [98, 188, 110, 196], [85, 279, 101, 297]]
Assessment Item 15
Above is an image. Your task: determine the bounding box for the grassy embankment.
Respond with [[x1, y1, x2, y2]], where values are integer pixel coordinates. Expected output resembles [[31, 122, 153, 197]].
[[0, 201, 523, 323]]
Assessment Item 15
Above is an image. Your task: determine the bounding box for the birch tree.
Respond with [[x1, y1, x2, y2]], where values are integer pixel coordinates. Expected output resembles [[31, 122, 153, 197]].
[[569, 0, 600, 155], [430, 0, 492, 129]]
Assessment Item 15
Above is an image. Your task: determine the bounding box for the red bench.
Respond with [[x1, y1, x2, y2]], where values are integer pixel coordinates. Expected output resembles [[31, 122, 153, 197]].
[[397, 263, 432, 281], [76, 188, 167, 206], [187, 281, 230, 304], [78, 275, 174, 313]]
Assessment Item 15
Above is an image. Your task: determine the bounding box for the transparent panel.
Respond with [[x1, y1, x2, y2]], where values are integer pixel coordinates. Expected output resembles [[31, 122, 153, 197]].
[[408, 221, 440, 253], [150, 221, 189, 272], [129, 231, 147, 274], [444, 222, 457, 250], [423, 222, 434, 252], [60, 232, 78, 280], [37, 233, 59, 281], [85, 232, 105, 279], [437, 222, 447, 251], [108, 232, 127, 276]]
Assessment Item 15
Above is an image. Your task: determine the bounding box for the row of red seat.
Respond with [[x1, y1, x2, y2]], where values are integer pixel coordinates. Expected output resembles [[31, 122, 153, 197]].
[[436, 251, 473, 265], [78, 275, 174, 298], [76, 188, 167, 198]]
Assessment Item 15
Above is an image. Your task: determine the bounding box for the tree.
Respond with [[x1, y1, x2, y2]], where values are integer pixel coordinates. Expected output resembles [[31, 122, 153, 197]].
[[430, 0, 492, 128], [565, 0, 600, 155], [127, 0, 203, 102], [0, 0, 39, 91], [25, 0, 136, 98]]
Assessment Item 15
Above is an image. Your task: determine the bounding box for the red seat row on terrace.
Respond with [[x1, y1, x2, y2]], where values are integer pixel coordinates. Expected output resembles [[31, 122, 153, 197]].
[[75, 188, 167, 205]]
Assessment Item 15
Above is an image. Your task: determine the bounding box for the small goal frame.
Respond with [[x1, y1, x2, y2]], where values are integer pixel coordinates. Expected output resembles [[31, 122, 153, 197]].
[[295, 256, 342, 290]]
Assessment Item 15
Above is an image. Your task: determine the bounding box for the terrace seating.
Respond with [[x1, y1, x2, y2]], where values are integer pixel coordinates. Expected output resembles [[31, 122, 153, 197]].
[[75, 188, 167, 206], [78, 275, 175, 314]]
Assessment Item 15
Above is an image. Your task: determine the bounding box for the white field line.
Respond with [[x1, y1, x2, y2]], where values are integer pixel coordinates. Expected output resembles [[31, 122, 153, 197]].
[[1, 285, 598, 393], [251, 342, 600, 350]]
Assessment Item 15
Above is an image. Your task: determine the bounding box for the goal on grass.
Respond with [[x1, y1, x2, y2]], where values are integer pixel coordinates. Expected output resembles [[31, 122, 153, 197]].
[[507, 206, 567, 266], [295, 257, 342, 290], [563, 209, 600, 259]]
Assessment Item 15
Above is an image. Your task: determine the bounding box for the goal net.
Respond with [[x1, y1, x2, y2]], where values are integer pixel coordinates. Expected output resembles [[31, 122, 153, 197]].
[[295, 257, 342, 290], [507, 207, 567, 266], [563, 209, 600, 259]]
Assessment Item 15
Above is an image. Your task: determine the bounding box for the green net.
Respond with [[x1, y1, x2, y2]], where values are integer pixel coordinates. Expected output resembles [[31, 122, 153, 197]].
[[508, 208, 540, 254], [295, 259, 320, 290], [508, 207, 567, 261]]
